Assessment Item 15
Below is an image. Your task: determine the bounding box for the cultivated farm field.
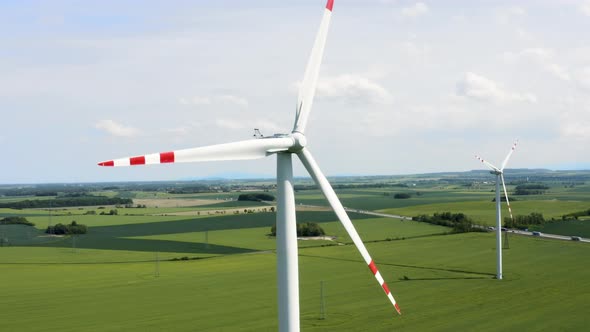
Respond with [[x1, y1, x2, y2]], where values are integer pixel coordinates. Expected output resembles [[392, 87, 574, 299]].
[[1, 172, 589, 331]]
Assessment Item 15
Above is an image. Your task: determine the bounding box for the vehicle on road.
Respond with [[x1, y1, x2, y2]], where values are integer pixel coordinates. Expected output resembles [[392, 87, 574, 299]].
[[571, 236, 582, 241], [532, 231, 542, 236]]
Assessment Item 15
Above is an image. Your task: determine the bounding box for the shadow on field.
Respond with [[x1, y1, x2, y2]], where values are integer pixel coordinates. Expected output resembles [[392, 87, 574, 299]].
[[31, 211, 370, 255], [398, 276, 490, 281], [299, 254, 495, 278]]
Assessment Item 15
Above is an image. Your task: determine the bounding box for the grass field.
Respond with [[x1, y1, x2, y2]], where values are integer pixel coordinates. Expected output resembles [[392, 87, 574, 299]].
[[1, 174, 589, 331], [1, 233, 588, 331]]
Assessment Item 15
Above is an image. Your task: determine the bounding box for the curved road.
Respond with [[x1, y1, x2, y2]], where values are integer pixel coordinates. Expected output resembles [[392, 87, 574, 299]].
[[340, 207, 589, 243]]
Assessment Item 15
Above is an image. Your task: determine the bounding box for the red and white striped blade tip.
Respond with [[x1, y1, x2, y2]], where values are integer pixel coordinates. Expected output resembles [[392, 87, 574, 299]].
[[395, 303, 402, 315], [98, 161, 114, 167], [326, 0, 334, 11]]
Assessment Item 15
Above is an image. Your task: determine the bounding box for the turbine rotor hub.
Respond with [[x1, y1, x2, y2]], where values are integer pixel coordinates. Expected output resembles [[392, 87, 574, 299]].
[[290, 132, 307, 151]]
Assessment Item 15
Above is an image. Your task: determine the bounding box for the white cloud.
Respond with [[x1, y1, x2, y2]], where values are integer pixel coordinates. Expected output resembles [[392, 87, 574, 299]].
[[401, 2, 429, 18], [497, 6, 526, 24], [515, 28, 532, 41], [575, 66, 590, 90], [502, 48, 570, 81], [455, 72, 537, 103], [217, 95, 249, 107], [179, 96, 211, 105], [315, 74, 393, 104], [401, 41, 431, 62], [579, 1, 590, 16], [179, 94, 248, 107], [215, 118, 282, 133], [95, 120, 140, 137], [561, 121, 590, 139]]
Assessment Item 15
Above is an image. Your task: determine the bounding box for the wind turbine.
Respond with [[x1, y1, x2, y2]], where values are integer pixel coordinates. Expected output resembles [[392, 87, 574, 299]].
[[98, 1, 401, 330], [475, 140, 518, 280]]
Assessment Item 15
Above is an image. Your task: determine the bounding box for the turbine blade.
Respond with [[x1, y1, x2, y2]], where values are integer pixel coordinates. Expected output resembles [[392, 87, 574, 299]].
[[475, 155, 500, 172], [297, 148, 401, 315], [500, 139, 519, 171], [292, 0, 334, 134], [98, 137, 294, 167], [500, 174, 514, 222]]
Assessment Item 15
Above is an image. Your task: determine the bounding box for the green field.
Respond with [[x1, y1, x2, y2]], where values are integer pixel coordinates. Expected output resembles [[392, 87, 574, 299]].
[[1, 233, 588, 331], [1, 172, 589, 331]]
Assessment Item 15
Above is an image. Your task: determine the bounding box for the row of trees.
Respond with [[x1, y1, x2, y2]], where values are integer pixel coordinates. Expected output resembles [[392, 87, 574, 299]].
[[562, 208, 590, 220], [270, 222, 326, 237], [238, 193, 275, 202], [413, 212, 481, 233], [293, 183, 409, 191], [0, 216, 35, 226], [513, 184, 549, 195], [46, 221, 87, 235], [504, 213, 545, 229], [0, 196, 133, 209]]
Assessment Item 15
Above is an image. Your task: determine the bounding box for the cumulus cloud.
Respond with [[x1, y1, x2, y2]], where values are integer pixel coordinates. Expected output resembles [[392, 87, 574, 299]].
[[401, 2, 429, 18], [217, 95, 249, 107], [561, 122, 590, 139], [314, 74, 393, 104], [179, 96, 211, 105], [515, 28, 532, 41], [497, 6, 526, 24], [179, 94, 248, 107], [580, 1, 590, 16], [215, 118, 282, 133], [575, 66, 590, 90], [95, 120, 140, 137], [502, 48, 570, 81], [455, 72, 537, 103], [401, 41, 431, 62]]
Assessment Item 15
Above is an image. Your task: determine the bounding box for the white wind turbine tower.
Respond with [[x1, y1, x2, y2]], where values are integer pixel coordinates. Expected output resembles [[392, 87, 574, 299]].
[[98, 1, 401, 331], [475, 140, 518, 280]]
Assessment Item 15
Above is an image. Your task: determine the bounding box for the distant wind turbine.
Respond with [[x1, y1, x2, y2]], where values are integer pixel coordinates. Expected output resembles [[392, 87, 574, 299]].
[[475, 140, 518, 280], [98, 1, 401, 330]]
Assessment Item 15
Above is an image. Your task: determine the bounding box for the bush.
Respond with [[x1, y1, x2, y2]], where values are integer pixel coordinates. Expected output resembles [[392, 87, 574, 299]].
[[393, 193, 411, 199], [46, 221, 88, 235], [270, 222, 325, 237]]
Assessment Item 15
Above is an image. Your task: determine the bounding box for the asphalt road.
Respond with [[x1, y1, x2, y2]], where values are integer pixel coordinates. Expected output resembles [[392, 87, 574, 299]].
[[342, 207, 589, 243]]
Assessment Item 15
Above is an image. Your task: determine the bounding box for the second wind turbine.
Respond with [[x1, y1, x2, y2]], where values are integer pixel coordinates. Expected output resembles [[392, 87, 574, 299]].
[[476, 140, 519, 280]]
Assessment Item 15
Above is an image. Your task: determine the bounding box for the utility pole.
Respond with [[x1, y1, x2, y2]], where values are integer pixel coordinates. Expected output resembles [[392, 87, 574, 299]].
[[155, 251, 160, 277], [319, 280, 326, 320]]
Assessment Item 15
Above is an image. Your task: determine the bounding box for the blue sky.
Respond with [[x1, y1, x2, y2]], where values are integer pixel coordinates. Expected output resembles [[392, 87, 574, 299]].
[[1, 0, 589, 183]]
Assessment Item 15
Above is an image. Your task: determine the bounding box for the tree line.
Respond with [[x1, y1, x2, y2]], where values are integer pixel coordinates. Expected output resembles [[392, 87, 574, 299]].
[[504, 213, 545, 229], [413, 212, 484, 233], [0, 216, 35, 226], [0, 196, 133, 209], [270, 222, 325, 237], [513, 184, 549, 195], [238, 193, 276, 202]]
